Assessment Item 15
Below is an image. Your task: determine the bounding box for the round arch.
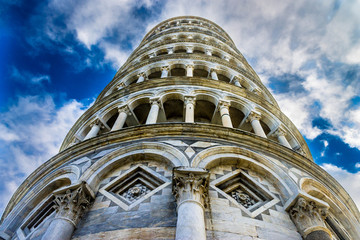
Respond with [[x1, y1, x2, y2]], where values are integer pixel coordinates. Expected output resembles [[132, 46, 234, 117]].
[[81, 142, 189, 190], [192, 146, 297, 198]]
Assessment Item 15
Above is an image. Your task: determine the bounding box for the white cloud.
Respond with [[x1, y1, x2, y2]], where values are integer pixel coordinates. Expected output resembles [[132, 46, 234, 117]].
[[0, 95, 88, 215], [10, 66, 51, 85], [320, 140, 329, 157], [272, 92, 322, 140], [100, 42, 132, 69], [321, 163, 360, 210], [42, 0, 160, 68], [355, 163, 360, 168], [0, 124, 20, 142]]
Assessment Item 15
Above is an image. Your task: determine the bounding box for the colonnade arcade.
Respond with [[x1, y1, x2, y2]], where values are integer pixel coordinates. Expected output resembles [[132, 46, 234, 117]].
[[11, 144, 353, 240], [74, 90, 300, 152], [105, 60, 272, 104]]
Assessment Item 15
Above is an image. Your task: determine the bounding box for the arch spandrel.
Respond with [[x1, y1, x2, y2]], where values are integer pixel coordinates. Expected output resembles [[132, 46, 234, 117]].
[[191, 145, 297, 199], [80, 142, 188, 190]]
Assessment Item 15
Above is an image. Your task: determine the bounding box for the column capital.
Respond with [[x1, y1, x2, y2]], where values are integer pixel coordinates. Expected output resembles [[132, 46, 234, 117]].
[[230, 76, 240, 83], [137, 72, 146, 78], [185, 64, 194, 69], [289, 197, 331, 239], [149, 52, 156, 58], [90, 119, 103, 128], [53, 182, 94, 226], [161, 66, 170, 71], [247, 111, 262, 122], [116, 82, 126, 90], [117, 105, 131, 115], [205, 49, 212, 55], [218, 100, 231, 109], [167, 47, 174, 54], [273, 126, 287, 137], [186, 46, 193, 53], [149, 97, 161, 106], [252, 88, 261, 95], [184, 95, 196, 105], [210, 68, 217, 73], [172, 167, 209, 209]]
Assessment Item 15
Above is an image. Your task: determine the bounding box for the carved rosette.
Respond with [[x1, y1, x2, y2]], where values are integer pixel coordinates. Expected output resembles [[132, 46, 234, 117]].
[[231, 189, 256, 208], [289, 197, 331, 238], [53, 183, 93, 226], [172, 168, 209, 209], [122, 183, 150, 202]]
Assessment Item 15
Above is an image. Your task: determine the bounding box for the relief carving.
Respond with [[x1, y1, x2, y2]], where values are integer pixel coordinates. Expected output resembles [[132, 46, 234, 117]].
[[122, 183, 150, 202], [53, 183, 93, 226], [172, 168, 209, 208], [231, 189, 256, 208], [289, 197, 330, 238]]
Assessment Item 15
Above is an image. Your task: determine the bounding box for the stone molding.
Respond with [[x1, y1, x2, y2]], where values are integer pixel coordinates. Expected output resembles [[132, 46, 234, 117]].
[[172, 167, 209, 210], [289, 197, 331, 239], [52, 182, 94, 227]]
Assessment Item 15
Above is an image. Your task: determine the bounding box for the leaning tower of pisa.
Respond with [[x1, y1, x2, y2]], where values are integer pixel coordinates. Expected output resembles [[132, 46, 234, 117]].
[[1, 16, 360, 240]]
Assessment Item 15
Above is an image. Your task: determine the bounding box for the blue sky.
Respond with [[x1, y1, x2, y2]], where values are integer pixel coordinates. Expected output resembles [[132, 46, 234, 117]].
[[1, 0, 360, 216]]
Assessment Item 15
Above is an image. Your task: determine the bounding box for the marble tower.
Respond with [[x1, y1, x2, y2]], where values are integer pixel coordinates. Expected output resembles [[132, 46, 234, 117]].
[[1, 16, 360, 240]]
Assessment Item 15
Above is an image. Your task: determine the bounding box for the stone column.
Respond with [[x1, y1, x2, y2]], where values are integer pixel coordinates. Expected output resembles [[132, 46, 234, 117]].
[[210, 69, 218, 80], [184, 96, 196, 123], [146, 98, 161, 124], [111, 106, 130, 131], [83, 120, 102, 140], [223, 55, 230, 61], [247, 112, 267, 138], [172, 167, 209, 240], [167, 47, 174, 54], [232, 77, 242, 87], [161, 66, 169, 78], [205, 49, 212, 56], [136, 73, 146, 83], [219, 100, 233, 128], [41, 183, 93, 240], [273, 127, 292, 148], [186, 47, 193, 54], [289, 198, 332, 240], [186, 65, 194, 77]]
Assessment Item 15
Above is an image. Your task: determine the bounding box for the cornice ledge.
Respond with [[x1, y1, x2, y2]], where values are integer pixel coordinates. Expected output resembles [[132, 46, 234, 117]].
[[5, 123, 359, 223]]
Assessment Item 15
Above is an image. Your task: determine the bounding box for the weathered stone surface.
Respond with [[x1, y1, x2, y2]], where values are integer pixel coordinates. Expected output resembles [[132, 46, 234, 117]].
[[73, 227, 176, 240]]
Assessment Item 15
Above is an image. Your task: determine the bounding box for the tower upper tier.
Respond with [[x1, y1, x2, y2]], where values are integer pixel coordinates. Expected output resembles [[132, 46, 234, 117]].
[[60, 16, 312, 160]]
